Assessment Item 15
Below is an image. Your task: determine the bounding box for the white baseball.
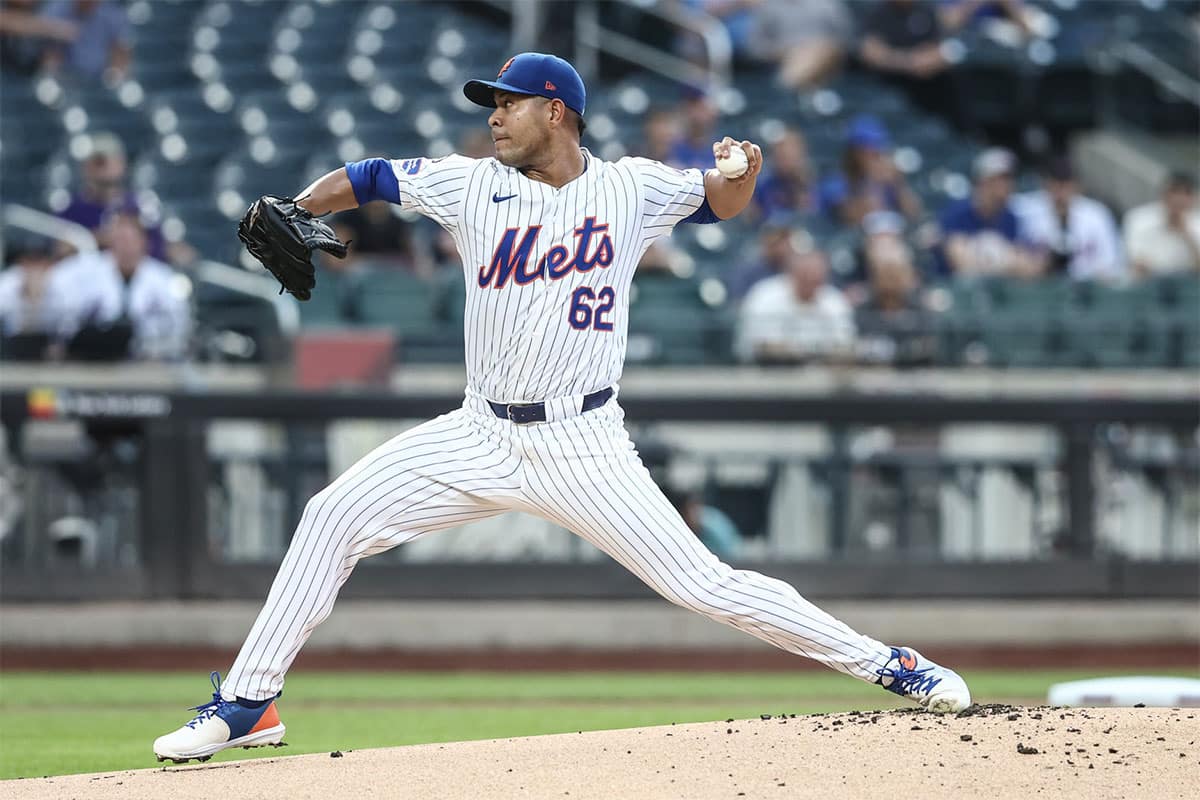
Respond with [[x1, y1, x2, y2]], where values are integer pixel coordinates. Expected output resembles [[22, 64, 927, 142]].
[[715, 147, 749, 179]]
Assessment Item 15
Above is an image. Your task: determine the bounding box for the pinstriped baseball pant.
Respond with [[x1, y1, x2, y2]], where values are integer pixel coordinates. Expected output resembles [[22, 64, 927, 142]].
[[223, 398, 894, 701]]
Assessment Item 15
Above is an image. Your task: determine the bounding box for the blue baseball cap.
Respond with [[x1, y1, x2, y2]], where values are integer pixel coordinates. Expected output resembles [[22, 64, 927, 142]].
[[846, 115, 890, 150], [463, 52, 586, 117]]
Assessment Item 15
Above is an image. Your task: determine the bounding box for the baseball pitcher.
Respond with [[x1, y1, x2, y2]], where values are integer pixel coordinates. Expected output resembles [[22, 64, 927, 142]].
[[154, 53, 970, 764]]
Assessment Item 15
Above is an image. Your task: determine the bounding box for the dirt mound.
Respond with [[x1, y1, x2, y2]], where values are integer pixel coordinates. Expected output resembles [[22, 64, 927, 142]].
[[5, 706, 1196, 800]]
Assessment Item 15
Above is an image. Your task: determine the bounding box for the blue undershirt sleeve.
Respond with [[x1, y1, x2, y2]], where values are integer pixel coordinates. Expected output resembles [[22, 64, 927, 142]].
[[343, 158, 401, 206], [681, 197, 721, 225]]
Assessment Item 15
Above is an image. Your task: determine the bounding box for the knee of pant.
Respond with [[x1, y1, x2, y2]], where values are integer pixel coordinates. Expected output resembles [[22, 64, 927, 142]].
[[299, 486, 341, 533], [676, 569, 741, 615], [662, 584, 718, 616]]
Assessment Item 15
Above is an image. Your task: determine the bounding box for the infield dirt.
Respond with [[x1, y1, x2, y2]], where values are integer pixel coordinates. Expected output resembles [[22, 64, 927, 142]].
[[4, 705, 1197, 800]]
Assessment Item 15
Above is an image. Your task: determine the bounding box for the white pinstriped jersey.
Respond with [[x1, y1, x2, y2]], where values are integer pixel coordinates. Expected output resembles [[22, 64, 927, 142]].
[[387, 149, 706, 402]]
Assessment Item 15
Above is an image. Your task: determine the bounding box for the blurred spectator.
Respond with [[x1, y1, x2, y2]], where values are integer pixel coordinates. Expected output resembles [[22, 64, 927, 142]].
[[859, 0, 969, 128], [1123, 171, 1200, 277], [855, 237, 937, 365], [333, 205, 415, 271], [938, 0, 1034, 37], [671, 490, 741, 559], [55, 134, 170, 262], [750, 0, 852, 90], [736, 247, 855, 363], [667, 90, 719, 171], [1015, 158, 1124, 281], [752, 130, 816, 220], [51, 210, 190, 360], [725, 213, 799, 299], [313, 219, 367, 321], [818, 116, 921, 227], [937, 147, 1041, 279], [0, 0, 75, 75], [640, 109, 679, 164], [39, 0, 130, 83], [843, 209, 908, 294], [679, 0, 760, 62], [860, 1, 948, 79], [0, 232, 67, 358]]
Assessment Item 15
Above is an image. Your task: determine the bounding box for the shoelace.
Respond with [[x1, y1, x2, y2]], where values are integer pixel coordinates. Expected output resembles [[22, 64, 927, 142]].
[[877, 662, 943, 697], [184, 671, 226, 730]]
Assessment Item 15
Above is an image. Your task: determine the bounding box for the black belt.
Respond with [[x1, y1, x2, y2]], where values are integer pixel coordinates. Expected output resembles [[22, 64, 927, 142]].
[[488, 387, 614, 424]]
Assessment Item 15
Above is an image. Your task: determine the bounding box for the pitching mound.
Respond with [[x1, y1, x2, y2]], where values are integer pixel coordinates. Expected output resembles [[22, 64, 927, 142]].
[[5, 706, 1196, 800]]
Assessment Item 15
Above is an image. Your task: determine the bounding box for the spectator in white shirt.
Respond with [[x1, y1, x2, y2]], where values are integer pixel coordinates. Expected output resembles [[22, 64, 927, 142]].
[[0, 233, 69, 346], [52, 210, 191, 360], [737, 247, 855, 364], [1123, 171, 1200, 277], [1014, 158, 1125, 281]]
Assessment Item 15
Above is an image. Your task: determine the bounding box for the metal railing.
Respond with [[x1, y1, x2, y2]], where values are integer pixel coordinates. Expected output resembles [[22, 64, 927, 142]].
[[1, 387, 1196, 601], [480, 0, 732, 89], [1, 204, 98, 255], [1107, 39, 1200, 108], [575, 1, 731, 90], [192, 259, 300, 338]]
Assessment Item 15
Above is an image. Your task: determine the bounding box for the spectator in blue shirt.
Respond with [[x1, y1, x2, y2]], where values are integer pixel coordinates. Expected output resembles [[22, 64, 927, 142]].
[[0, 0, 76, 75], [818, 115, 922, 227], [724, 213, 800, 300], [937, 147, 1041, 278], [680, 0, 758, 58], [40, 0, 130, 83], [938, 0, 1036, 38], [671, 489, 742, 560], [667, 89, 720, 171], [752, 129, 816, 221]]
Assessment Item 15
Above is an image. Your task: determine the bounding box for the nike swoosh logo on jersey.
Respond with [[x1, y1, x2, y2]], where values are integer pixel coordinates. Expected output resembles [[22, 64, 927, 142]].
[[492, 192, 518, 203]]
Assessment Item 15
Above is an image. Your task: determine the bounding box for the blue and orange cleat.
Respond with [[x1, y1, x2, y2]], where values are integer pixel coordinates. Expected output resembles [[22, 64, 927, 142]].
[[877, 646, 972, 714], [153, 672, 286, 763]]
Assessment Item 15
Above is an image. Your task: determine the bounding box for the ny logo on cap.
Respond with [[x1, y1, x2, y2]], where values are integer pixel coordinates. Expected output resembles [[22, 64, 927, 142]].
[[545, 81, 556, 91], [498, 57, 515, 78]]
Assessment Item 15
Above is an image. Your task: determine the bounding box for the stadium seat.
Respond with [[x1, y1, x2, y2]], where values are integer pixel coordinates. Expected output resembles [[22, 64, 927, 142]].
[[214, 151, 308, 200], [1060, 313, 1167, 369], [301, 271, 360, 328], [628, 274, 731, 364], [976, 312, 1059, 368], [434, 267, 468, 327], [977, 277, 1071, 313], [193, 280, 285, 363], [357, 267, 448, 340], [0, 85, 64, 164], [1175, 317, 1200, 369], [71, 86, 156, 159], [1152, 274, 1200, 312], [356, 268, 453, 361], [1032, 67, 1098, 129]]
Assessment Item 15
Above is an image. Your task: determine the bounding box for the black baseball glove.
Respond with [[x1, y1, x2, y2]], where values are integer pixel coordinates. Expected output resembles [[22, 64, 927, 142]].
[[237, 196, 348, 301]]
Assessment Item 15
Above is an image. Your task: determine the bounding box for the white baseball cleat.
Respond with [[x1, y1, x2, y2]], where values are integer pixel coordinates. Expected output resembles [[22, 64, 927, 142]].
[[153, 672, 286, 764], [876, 646, 972, 714]]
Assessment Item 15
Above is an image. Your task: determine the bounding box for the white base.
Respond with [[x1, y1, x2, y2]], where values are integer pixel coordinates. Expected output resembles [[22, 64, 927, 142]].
[[1048, 676, 1200, 708]]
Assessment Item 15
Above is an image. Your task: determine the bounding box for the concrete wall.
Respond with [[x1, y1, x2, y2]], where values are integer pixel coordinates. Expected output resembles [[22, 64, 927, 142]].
[[2, 600, 1196, 650]]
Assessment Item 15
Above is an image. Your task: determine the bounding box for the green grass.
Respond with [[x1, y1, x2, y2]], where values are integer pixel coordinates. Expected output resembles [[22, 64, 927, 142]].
[[0, 669, 1191, 780]]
